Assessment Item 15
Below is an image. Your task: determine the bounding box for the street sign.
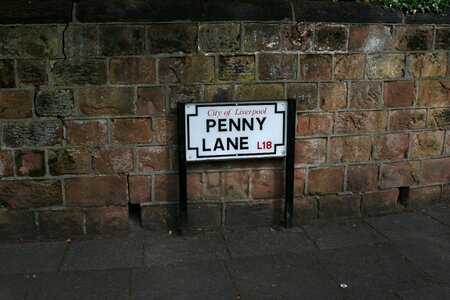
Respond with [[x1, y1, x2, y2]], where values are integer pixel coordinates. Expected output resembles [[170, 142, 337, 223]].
[[184, 101, 287, 161]]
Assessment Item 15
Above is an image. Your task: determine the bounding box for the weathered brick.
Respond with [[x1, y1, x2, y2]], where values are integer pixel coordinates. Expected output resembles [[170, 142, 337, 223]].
[[66, 119, 108, 147], [219, 55, 255, 81], [3, 120, 62, 147], [336, 111, 387, 134], [204, 85, 234, 102], [300, 55, 332, 80], [297, 113, 333, 136], [410, 131, 444, 158], [0, 151, 13, 177], [188, 204, 222, 229], [380, 161, 420, 189], [205, 171, 249, 199], [362, 189, 402, 216], [137, 146, 170, 172], [443, 184, 450, 203], [0, 60, 15, 87], [154, 117, 176, 144], [293, 198, 318, 224], [99, 25, 144, 56], [258, 54, 297, 80], [384, 81, 415, 107], [39, 210, 84, 239], [394, 26, 433, 51], [406, 186, 441, 209], [15, 150, 45, 177], [366, 54, 405, 79], [429, 108, 450, 130], [78, 87, 134, 116], [287, 83, 318, 110], [330, 136, 372, 163], [314, 25, 347, 51], [319, 194, 361, 218], [129, 175, 151, 204], [389, 109, 426, 131], [112, 118, 152, 144], [0, 180, 62, 209], [0, 26, 59, 58], [168, 85, 201, 112], [244, 23, 280, 51], [435, 27, 450, 50], [137, 87, 166, 115], [422, 157, 450, 185], [17, 60, 48, 86], [282, 24, 313, 51], [35, 89, 75, 117], [187, 173, 203, 201], [319, 82, 347, 110], [94, 147, 134, 174], [251, 170, 284, 199], [0, 90, 33, 118], [154, 174, 178, 202], [64, 25, 98, 57], [225, 201, 275, 227], [199, 23, 240, 52], [141, 205, 177, 231], [148, 23, 198, 54], [65, 175, 128, 207], [85, 207, 129, 236], [159, 56, 214, 83], [418, 80, 450, 106], [408, 52, 448, 78], [294, 169, 306, 195], [347, 165, 379, 192], [52, 59, 107, 85], [295, 139, 327, 165], [348, 25, 393, 52], [334, 54, 364, 80], [235, 83, 284, 100], [349, 81, 382, 109], [372, 133, 409, 161], [110, 57, 156, 84], [0, 210, 36, 241], [308, 167, 344, 195], [48, 149, 92, 175]]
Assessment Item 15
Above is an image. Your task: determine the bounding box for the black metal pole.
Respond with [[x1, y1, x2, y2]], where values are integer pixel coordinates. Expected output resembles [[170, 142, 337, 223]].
[[177, 103, 188, 234], [284, 99, 296, 228]]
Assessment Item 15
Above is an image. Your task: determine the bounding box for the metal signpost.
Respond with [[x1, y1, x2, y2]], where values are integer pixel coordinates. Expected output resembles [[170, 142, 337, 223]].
[[178, 100, 296, 233]]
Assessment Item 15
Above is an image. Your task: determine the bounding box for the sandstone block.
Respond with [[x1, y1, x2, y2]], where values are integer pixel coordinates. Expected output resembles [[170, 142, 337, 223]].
[[159, 56, 214, 83], [384, 81, 415, 107], [330, 136, 372, 163], [349, 81, 382, 109], [17, 60, 48, 86], [129, 176, 151, 204], [3, 120, 62, 147], [406, 186, 441, 209], [0, 90, 33, 119], [372, 133, 409, 161], [282, 24, 313, 51], [148, 23, 198, 54], [64, 25, 98, 57], [308, 167, 344, 195], [287, 83, 318, 110], [99, 25, 144, 56], [66, 119, 108, 147], [0, 180, 62, 209], [235, 83, 284, 100], [418, 80, 450, 106], [408, 52, 448, 78], [389, 109, 426, 131], [336, 111, 387, 133], [297, 113, 334, 136], [219, 55, 255, 81], [94, 147, 134, 174], [394, 25, 433, 51], [137, 146, 170, 172], [410, 131, 444, 158], [362, 189, 402, 216], [52, 59, 107, 85], [348, 25, 393, 52], [0, 60, 15, 88], [39, 210, 84, 239], [112, 118, 152, 144], [110, 57, 156, 84], [314, 25, 347, 51], [347, 165, 379, 192], [435, 27, 450, 50], [15, 150, 45, 177], [78, 87, 134, 116], [366, 54, 405, 79], [422, 157, 450, 185], [258, 54, 297, 80], [35, 88, 75, 117], [48, 149, 92, 175], [199, 23, 240, 52], [137, 87, 166, 115], [380, 161, 420, 189], [319, 194, 361, 218], [320, 82, 347, 110], [295, 139, 327, 165], [334, 54, 364, 80], [300, 55, 332, 80], [0, 151, 13, 177], [244, 23, 280, 51]]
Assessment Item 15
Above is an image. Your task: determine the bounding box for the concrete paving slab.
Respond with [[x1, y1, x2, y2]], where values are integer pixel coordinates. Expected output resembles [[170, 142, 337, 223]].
[[224, 227, 316, 258], [397, 286, 450, 300], [144, 232, 229, 266], [131, 261, 236, 299], [427, 207, 450, 226], [61, 238, 143, 271], [391, 234, 450, 284], [0, 274, 34, 300], [303, 219, 386, 250], [315, 243, 433, 297], [226, 252, 344, 299], [0, 241, 66, 274], [365, 213, 450, 241]]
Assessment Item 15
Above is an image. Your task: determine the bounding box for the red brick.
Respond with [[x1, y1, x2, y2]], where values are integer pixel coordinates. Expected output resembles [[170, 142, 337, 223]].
[[136, 87, 166, 116], [282, 24, 313, 51], [389, 109, 426, 131], [154, 117, 176, 144], [159, 56, 214, 83], [78, 87, 134, 116], [347, 165, 379, 192], [362, 189, 402, 216], [297, 113, 333, 136], [294, 169, 305, 196], [0, 90, 33, 118], [17, 59, 48, 86], [0, 210, 36, 241], [429, 108, 450, 130], [137, 146, 170, 172], [66, 119, 108, 147], [349, 25, 393, 52], [334, 54, 364, 80], [422, 157, 450, 185], [330, 136, 372, 163], [406, 186, 441, 209], [300, 55, 331, 80], [188, 204, 222, 229], [48, 149, 92, 175], [308, 167, 344, 195], [251, 170, 284, 199], [319, 194, 361, 218], [15, 150, 45, 177], [320, 82, 347, 110], [350, 81, 382, 109], [394, 25, 433, 51], [0, 151, 13, 177], [141, 205, 177, 231], [187, 173, 203, 201], [258, 54, 297, 80], [112, 118, 152, 144], [418, 80, 450, 106], [336, 111, 387, 134], [287, 83, 318, 110], [154, 174, 178, 202], [295, 139, 327, 165], [110, 57, 156, 84], [235, 83, 284, 101], [372, 133, 409, 160], [408, 52, 448, 78], [205, 171, 249, 199], [410, 131, 444, 158], [0, 180, 62, 209], [39, 210, 84, 239], [384, 81, 415, 107], [129, 175, 151, 204], [244, 24, 280, 51], [94, 147, 134, 174], [380, 162, 420, 189], [65, 175, 128, 207], [85, 207, 129, 236]]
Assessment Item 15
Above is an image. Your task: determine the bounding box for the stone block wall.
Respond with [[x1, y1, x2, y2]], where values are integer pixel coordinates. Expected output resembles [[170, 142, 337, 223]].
[[0, 0, 449, 239]]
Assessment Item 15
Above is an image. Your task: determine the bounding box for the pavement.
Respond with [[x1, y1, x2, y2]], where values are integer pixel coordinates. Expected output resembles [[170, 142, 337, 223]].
[[1, 207, 450, 300]]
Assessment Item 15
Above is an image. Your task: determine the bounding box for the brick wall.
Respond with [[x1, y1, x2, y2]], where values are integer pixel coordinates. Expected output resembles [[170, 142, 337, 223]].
[[0, 0, 449, 240]]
